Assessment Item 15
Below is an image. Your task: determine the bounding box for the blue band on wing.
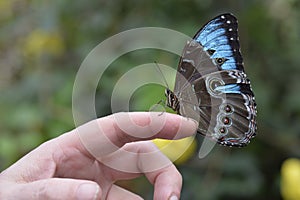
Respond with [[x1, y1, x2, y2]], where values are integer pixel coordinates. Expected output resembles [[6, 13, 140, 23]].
[[193, 14, 243, 71], [215, 84, 241, 94]]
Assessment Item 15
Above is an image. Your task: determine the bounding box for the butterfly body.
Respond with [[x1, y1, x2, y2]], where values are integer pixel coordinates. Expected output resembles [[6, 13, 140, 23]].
[[166, 13, 257, 147]]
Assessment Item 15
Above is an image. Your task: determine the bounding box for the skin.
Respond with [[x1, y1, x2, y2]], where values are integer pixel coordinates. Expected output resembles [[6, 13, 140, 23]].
[[0, 112, 198, 200]]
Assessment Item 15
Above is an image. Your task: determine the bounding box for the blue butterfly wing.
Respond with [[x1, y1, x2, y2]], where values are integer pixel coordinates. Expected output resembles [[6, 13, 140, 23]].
[[173, 13, 257, 147], [194, 13, 243, 71]]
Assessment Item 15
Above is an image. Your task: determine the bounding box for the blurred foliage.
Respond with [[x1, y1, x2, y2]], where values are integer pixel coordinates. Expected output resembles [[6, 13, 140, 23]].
[[1, 0, 300, 199]]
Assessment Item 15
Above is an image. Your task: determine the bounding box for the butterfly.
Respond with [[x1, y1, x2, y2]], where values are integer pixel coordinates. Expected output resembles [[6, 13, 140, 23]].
[[165, 13, 257, 147]]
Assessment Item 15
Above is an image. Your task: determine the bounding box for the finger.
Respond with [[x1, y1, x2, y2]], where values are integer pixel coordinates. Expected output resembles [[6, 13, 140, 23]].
[[0, 112, 197, 184], [147, 165, 182, 200], [0, 140, 58, 182], [100, 141, 182, 199], [100, 141, 174, 174], [68, 112, 198, 159], [3, 178, 101, 200], [106, 184, 143, 200]]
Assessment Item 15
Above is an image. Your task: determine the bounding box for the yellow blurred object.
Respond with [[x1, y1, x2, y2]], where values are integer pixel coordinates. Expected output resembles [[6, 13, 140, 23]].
[[152, 136, 197, 165], [22, 29, 65, 59], [281, 158, 300, 200]]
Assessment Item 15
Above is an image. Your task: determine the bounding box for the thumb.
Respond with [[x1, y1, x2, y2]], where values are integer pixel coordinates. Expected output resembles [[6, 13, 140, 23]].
[[9, 178, 101, 200]]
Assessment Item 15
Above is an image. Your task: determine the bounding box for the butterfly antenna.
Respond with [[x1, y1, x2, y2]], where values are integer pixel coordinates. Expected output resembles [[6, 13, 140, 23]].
[[154, 61, 170, 89]]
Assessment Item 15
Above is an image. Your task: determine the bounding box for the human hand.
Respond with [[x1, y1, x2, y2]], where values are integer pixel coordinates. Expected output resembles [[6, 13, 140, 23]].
[[0, 112, 198, 200]]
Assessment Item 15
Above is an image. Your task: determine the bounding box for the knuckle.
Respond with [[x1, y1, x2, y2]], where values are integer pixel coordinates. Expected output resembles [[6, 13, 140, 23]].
[[35, 180, 49, 199]]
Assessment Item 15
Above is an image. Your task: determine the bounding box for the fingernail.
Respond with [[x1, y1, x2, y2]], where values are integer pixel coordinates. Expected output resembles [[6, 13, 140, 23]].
[[188, 117, 199, 127], [169, 195, 179, 200], [185, 117, 199, 131], [77, 183, 99, 200]]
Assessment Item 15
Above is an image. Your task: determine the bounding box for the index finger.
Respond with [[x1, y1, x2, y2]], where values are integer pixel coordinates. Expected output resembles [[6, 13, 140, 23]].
[[69, 112, 198, 159]]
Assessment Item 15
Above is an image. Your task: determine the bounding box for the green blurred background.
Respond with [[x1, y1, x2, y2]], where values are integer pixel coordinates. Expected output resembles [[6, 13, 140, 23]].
[[1, 0, 300, 199]]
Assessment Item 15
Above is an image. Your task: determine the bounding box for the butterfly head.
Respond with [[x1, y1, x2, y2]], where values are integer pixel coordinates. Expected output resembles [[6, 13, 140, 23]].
[[165, 88, 180, 113]]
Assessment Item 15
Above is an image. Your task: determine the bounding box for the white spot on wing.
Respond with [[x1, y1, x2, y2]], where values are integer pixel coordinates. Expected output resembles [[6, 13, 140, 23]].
[[193, 105, 197, 111], [182, 59, 195, 66], [180, 67, 186, 72], [192, 84, 195, 92]]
